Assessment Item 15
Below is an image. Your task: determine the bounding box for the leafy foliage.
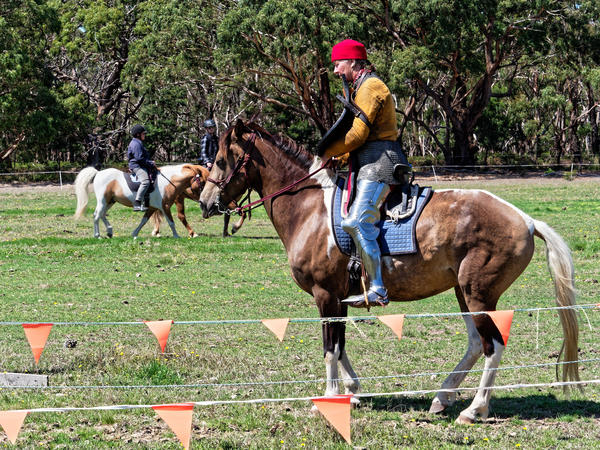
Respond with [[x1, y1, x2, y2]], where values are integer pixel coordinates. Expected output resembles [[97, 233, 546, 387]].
[[1, 0, 599, 167]]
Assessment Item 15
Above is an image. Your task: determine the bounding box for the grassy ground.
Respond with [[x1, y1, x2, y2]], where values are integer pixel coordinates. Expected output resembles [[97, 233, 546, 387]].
[[0, 175, 599, 448]]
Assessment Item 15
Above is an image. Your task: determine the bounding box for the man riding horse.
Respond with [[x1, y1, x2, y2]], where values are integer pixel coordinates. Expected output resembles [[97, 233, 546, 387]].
[[322, 39, 410, 308]]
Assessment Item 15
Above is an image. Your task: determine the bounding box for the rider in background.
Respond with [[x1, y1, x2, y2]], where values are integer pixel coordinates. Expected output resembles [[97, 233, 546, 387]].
[[198, 119, 219, 169], [323, 39, 409, 308], [127, 124, 156, 212]]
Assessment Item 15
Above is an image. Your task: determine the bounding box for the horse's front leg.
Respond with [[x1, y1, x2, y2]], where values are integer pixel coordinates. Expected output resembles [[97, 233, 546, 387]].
[[174, 197, 197, 237], [314, 287, 360, 399]]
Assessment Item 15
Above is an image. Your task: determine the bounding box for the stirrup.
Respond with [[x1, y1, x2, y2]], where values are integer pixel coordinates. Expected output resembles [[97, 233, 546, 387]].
[[342, 290, 389, 308]]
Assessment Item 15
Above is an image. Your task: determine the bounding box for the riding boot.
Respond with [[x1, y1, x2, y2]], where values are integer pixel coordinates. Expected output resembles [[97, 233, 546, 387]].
[[133, 200, 148, 212], [340, 180, 390, 308]]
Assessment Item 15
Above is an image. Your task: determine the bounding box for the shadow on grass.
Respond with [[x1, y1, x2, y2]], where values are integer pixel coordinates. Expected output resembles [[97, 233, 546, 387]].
[[362, 394, 600, 420]]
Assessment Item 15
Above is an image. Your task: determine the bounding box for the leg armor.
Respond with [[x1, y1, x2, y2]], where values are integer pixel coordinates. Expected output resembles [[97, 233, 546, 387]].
[[341, 180, 390, 304]]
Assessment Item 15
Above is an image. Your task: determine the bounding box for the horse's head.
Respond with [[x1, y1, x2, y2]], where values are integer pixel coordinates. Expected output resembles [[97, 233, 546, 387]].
[[200, 119, 255, 218]]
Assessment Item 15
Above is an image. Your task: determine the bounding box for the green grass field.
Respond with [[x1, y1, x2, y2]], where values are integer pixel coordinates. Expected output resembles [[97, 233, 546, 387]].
[[0, 175, 599, 448]]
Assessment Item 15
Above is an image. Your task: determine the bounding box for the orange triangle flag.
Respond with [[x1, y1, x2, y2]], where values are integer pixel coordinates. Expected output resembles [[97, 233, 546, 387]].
[[152, 403, 194, 449], [378, 314, 405, 340], [261, 318, 289, 342], [487, 310, 514, 346], [0, 410, 28, 444], [144, 320, 173, 352], [312, 395, 352, 444], [22, 323, 53, 364]]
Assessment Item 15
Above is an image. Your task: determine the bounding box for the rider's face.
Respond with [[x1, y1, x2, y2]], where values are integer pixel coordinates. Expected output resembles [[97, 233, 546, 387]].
[[333, 60, 355, 82]]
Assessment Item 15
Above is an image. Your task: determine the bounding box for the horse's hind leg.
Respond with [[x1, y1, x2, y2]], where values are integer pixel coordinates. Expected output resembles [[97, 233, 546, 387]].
[[93, 200, 108, 238], [100, 202, 114, 238], [430, 290, 483, 414], [456, 340, 504, 424], [132, 210, 153, 238]]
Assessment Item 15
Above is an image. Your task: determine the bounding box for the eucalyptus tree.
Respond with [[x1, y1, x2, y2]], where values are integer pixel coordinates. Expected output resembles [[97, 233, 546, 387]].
[[126, 0, 234, 161], [0, 0, 61, 164], [216, 0, 371, 140], [349, 0, 588, 165], [48, 0, 144, 163]]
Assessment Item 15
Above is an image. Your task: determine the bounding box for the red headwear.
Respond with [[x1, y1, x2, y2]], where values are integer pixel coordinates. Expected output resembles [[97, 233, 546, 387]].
[[331, 39, 367, 62]]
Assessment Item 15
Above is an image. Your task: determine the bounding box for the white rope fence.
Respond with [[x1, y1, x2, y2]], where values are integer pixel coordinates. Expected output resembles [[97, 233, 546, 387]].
[[2, 357, 599, 391], [6, 378, 600, 415]]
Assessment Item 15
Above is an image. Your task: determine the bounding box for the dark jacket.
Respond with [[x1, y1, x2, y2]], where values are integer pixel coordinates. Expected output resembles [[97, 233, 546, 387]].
[[198, 133, 218, 166], [127, 138, 153, 171]]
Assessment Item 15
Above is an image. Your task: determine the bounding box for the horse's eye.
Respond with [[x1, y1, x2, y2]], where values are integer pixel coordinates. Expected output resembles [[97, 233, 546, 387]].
[[216, 158, 226, 170]]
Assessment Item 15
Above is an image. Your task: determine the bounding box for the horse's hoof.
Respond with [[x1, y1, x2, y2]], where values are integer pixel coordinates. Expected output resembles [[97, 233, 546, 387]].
[[455, 414, 475, 425], [231, 227, 239, 235], [429, 399, 448, 414], [350, 396, 360, 408]]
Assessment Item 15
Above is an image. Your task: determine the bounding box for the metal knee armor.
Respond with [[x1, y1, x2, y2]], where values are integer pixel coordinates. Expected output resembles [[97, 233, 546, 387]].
[[341, 179, 390, 296]]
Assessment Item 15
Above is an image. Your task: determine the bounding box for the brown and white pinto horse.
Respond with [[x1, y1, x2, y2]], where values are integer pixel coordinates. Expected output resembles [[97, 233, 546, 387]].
[[75, 164, 208, 238], [199, 120, 579, 423]]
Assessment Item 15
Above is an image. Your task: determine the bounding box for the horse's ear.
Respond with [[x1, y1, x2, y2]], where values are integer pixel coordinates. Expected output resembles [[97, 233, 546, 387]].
[[233, 119, 246, 140]]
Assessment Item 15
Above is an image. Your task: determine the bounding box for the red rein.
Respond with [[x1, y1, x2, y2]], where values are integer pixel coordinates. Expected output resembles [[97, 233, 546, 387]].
[[206, 132, 331, 215]]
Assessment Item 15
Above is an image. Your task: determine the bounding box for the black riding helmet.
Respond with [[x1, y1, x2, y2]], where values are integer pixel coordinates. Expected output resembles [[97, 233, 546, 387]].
[[203, 119, 216, 128], [130, 124, 146, 138]]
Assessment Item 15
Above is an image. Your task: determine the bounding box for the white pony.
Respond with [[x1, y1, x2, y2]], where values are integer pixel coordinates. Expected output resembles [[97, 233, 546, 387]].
[[74, 164, 207, 238]]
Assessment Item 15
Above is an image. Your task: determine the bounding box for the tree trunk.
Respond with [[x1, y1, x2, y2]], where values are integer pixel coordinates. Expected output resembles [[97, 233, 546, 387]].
[[451, 126, 476, 165], [586, 82, 599, 156]]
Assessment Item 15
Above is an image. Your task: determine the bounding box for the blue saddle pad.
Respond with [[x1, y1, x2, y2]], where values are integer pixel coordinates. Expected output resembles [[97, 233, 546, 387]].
[[331, 177, 432, 256]]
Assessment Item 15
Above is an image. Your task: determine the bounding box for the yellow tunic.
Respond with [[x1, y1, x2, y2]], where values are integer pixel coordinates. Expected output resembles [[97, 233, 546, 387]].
[[324, 76, 398, 159]]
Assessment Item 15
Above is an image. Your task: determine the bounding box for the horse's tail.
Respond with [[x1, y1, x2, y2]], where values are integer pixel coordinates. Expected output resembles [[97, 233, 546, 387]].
[[74, 167, 98, 218], [533, 219, 580, 388], [151, 210, 163, 236]]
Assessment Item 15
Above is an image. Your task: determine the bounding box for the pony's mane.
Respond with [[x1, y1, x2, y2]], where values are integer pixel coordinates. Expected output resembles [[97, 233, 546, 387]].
[[223, 121, 314, 169]]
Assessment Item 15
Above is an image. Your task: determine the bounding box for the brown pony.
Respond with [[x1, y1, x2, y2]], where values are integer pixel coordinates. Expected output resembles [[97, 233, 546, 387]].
[[199, 120, 579, 423], [151, 182, 245, 238]]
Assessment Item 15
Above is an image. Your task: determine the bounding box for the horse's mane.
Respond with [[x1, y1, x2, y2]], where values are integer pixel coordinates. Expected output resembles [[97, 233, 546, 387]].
[[223, 121, 314, 169]]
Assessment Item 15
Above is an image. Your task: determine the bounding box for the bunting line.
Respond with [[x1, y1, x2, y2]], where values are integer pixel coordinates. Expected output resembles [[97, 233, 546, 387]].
[[0, 303, 597, 327]]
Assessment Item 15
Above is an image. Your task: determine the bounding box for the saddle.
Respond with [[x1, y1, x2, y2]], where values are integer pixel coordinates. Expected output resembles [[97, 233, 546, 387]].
[[123, 171, 156, 203], [331, 173, 432, 256]]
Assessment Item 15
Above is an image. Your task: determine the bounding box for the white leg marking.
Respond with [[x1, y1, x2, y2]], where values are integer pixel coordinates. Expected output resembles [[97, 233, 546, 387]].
[[431, 315, 483, 413], [458, 339, 504, 422], [339, 349, 360, 394], [324, 343, 341, 397]]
